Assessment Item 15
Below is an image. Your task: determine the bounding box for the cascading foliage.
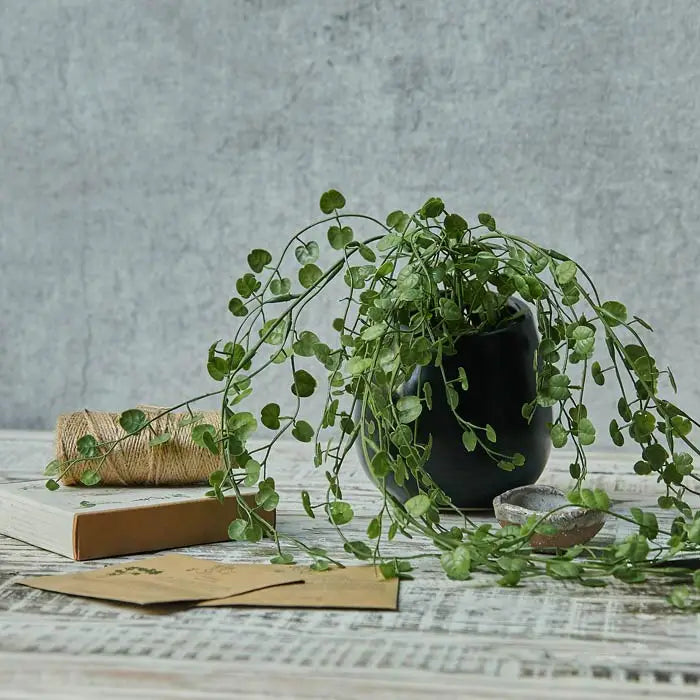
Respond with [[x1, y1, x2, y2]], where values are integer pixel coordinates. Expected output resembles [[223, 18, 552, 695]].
[[47, 190, 700, 610]]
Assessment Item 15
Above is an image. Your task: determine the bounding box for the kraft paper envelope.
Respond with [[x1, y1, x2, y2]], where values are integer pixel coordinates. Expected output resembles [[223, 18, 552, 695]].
[[17, 553, 304, 605], [198, 564, 399, 611]]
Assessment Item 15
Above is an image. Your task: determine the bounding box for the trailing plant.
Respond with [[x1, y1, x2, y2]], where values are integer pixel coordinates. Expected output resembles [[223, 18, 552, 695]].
[[46, 191, 700, 611]]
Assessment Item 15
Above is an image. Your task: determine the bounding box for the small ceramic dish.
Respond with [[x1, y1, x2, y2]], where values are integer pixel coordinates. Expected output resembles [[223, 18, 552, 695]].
[[492, 484, 606, 549]]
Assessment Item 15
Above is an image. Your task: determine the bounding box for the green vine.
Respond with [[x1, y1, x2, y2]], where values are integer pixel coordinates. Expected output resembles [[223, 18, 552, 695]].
[[46, 191, 700, 611]]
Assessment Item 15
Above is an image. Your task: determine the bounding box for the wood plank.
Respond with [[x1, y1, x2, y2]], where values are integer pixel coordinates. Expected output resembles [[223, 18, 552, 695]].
[[0, 431, 698, 698]]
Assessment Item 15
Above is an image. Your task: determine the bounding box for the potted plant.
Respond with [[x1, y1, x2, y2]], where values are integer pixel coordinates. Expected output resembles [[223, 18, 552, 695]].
[[48, 190, 700, 610]]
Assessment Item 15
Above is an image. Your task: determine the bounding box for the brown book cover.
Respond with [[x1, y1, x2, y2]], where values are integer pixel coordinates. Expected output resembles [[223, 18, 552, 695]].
[[0, 481, 274, 560]]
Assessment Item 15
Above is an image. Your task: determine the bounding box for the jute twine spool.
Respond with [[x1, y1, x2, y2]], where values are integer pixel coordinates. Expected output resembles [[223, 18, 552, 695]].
[[56, 406, 223, 486]]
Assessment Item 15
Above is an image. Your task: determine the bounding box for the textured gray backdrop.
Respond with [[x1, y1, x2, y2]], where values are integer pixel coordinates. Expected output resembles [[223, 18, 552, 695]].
[[1, 0, 699, 444]]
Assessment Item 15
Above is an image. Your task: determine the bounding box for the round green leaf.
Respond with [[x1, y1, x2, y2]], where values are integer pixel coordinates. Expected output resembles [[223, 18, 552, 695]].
[[236, 273, 261, 298], [440, 298, 462, 321], [247, 248, 272, 273], [631, 410, 655, 441], [291, 369, 317, 398], [358, 243, 376, 262], [227, 412, 257, 440], [405, 494, 431, 517], [550, 423, 568, 448], [385, 210, 405, 229], [259, 317, 289, 345], [396, 395, 422, 424], [208, 470, 225, 489], [228, 297, 249, 317], [119, 409, 147, 434], [45, 478, 60, 491], [643, 443, 669, 467], [554, 260, 577, 285], [261, 403, 281, 430], [227, 518, 248, 541], [201, 430, 219, 455], [149, 432, 172, 447], [344, 540, 373, 560], [346, 356, 373, 375], [299, 263, 323, 288], [420, 197, 444, 219], [327, 225, 354, 250], [485, 424, 497, 442], [243, 459, 261, 487], [608, 419, 624, 447], [292, 330, 320, 357], [328, 500, 353, 525], [599, 300, 628, 326], [80, 470, 101, 486], [256, 487, 279, 511], [591, 361, 605, 386], [43, 460, 61, 476], [440, 545, 471, 580], [577, 417, 596, 446], [319, 189, 346, 214], [191, 423, 217, 449], [634, 460, 652, 475], [292, 420, 314, 442], [294, 241, 320, 265], [370, 451, 392, 478], [444, 213, 468, 236], [270, 277, 292, 295], [77, 434, 98, 458], [462, 430, 477, 452], [477, 212, 496, 231]]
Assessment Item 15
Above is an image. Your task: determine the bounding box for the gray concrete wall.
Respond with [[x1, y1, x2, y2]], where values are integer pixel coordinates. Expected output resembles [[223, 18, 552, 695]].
[[1, 0, 699, 444]]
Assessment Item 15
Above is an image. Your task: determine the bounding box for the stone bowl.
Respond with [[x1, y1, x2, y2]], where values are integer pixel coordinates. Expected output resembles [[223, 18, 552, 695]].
[[492, 484, 606, 549]]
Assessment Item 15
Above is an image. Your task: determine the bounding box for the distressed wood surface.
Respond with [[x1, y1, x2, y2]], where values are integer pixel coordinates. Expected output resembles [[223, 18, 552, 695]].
[[0, 430, 698, 699]]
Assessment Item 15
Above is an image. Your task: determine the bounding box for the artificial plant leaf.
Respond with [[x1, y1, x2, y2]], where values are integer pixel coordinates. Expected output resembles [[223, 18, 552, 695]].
[[291, 369, 317, 398], [119, 409, 147, 434], [404, 494, 431, 518], [327, 225, 354, 249], [228, 297, 249, 317], [149, 432, 172, 447], [292, 420, 314, 442], [319, 189, 346, 214], [440, 545, 471, 580], [259, 317, 289, 345], [295, 241, 320, 265], [247, 248, 272, 273], [599, 300, 628, 326], [328, 501, 353, 525], [396, 395, 422, 423], [77, 434, 98, 458], [298, 263, 323, 289], [292, 330, 320, 357], [79, 470, 101, 486], [261, 403, 281, 430], [236, 273, 261, 298], [554, 260, 577, 285]]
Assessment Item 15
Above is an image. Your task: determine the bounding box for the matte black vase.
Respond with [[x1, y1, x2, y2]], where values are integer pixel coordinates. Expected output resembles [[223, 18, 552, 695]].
[[357, 299, 552, 509]]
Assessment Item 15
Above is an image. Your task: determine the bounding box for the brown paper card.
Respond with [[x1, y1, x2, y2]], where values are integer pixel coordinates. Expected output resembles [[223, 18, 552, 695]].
[[198, 565, 399, 611], [17, 553, 304, 605]]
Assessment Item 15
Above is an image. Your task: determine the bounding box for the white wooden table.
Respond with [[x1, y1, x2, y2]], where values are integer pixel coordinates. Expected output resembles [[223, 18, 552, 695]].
[[0, 430, 698, 699]]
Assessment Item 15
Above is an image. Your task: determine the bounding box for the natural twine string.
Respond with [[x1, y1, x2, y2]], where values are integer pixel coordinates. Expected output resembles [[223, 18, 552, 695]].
[[56, 406, 223, 486]]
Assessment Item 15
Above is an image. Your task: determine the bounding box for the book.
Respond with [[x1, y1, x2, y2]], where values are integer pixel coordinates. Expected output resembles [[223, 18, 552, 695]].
[[0, 481, 274, 560]]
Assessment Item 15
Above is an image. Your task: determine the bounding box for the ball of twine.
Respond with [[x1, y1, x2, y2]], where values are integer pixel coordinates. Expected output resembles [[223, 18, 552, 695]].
[[56, 406, 223, 486]]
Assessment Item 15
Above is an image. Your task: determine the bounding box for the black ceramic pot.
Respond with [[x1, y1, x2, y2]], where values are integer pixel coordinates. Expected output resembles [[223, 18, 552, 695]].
[[357, 299, 552, 509]]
